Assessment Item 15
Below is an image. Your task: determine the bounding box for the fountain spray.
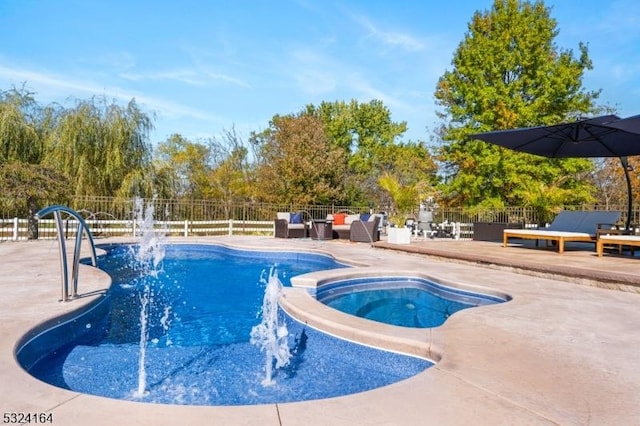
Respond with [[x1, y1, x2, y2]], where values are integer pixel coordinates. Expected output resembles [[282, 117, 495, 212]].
[[250, 268, 292, 386]]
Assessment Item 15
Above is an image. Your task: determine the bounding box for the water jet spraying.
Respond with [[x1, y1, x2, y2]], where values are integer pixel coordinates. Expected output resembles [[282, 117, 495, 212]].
[[250, 268, 291, 386]]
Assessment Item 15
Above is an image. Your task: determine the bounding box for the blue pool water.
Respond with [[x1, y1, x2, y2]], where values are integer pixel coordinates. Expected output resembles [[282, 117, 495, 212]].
[[20, 244, 432, 406], [316, 276, 508, 328]]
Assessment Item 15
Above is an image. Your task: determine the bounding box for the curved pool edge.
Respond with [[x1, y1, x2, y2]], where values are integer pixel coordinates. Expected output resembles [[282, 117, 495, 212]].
[[2, 241, 113, 415], [290, 267, 512, 301], [13, 243, 113, 369], [110, 238, 371, 268], [282, 267, 511, 363], [280, 286, 441, 363], [15, 292, 111, 371]]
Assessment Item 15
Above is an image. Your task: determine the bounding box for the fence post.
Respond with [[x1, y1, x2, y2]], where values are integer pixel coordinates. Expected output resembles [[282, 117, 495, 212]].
[[12, 217, 18, 241], [228, 219, 233, 236], [184, 220, 188, 237]]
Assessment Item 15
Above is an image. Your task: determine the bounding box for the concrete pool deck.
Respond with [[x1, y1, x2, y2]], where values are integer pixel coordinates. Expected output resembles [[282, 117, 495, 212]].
[[1, 236, 639, 425]]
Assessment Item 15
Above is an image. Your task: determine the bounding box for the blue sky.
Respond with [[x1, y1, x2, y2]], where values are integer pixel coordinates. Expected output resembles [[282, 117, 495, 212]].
[[1, 0, 639, 145]]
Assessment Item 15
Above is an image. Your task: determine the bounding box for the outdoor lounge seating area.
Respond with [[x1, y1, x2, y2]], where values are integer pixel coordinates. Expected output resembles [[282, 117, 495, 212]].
[[503, 210, 622, 254], [274, 212, 381, 242]]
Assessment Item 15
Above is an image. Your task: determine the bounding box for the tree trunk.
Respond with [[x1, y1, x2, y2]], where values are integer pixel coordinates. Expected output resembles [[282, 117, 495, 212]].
[[27, 197, 39, 240]]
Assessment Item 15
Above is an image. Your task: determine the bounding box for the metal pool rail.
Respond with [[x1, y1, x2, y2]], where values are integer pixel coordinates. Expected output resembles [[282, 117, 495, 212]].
[[36, 205, 98, 302]]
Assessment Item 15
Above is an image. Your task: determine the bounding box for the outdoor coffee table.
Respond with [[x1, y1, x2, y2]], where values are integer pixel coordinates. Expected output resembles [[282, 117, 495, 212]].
[[310, 220, 333, 240]]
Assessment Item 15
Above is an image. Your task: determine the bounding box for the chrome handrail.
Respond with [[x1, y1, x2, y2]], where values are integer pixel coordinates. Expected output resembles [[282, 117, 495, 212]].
[[36, 205, 98, 302]]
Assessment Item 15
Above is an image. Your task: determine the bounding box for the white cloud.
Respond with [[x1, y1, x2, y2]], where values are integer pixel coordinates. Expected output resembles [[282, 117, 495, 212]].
[[0, 64, 216, 121], [120, 69, 203, 85], [201, 69, 251, 88], [0, 64, 99, 97], [120, 67, 250, 88], [352, 14, 425, 52]]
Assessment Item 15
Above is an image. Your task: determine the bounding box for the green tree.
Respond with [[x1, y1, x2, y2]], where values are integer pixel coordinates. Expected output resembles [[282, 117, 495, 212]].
[[369, 141, 439, 216], [206, 127, 253, 215], [0, 87, 54, 165], [0, 162, 70, 238], [305, 99, 410, 204], [307, 100, 407, 172], [251, 114, 347, 204], [155, 134, 211, 198], [44, 97, 154, 197], [434, 0, 600, 208]]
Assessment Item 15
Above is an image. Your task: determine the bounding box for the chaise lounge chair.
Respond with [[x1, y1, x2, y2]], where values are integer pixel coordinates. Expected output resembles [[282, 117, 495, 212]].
[[596, 234, 640, 257], [503, 210, 621, 254]]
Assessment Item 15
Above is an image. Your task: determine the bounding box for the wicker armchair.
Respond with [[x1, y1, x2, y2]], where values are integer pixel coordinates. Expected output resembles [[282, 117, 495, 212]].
[[274, 212, 308, 238], [349, 215, 381, 243]]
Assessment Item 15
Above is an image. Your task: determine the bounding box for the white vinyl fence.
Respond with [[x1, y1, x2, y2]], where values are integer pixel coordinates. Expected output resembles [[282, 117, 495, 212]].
[[0, 218, 275, 241]]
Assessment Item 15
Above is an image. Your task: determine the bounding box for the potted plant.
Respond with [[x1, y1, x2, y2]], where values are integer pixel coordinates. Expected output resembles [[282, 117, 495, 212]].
[[378, 172, 419, 244]]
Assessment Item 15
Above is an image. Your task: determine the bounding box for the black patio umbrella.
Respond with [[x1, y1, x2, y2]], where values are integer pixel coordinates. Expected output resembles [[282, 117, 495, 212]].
[[607, 114, 640, 134], [471, 115, 640, 230]]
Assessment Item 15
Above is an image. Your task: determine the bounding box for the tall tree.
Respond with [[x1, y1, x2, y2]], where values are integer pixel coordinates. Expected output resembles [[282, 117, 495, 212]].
[[589, 157, 640, 211], [305, 99, 410, 204], [206, 127, 253, 214], [0, 87, 51, 165], [44, 97, 154, 197], [434, 0, 600, 208], [251, 114, 347, 205], [155, 134, 211, 198]]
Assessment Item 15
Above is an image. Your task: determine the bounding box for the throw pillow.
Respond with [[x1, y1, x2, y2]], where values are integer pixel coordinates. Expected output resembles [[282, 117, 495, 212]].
[[333, 213, 346, 225], [345, 214, 359, 225]]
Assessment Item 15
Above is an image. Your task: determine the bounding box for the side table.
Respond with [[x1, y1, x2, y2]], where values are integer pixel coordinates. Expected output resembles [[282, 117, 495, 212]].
[[310, 220, 333, 240]]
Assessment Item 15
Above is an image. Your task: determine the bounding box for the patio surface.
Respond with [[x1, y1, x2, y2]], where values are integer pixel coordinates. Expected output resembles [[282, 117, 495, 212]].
[[1, 235, 639, 425]]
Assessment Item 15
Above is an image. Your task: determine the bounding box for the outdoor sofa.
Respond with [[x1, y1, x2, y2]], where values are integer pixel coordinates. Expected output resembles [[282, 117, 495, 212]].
[[326, 213, 381, 242], [503, 210, 621, 254]]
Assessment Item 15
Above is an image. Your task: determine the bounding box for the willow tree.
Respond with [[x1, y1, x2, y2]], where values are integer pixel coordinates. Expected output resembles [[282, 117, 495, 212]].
[[434, 0, 600, 208], [44, 97, 154, 198], [0, 87, 50, 165]]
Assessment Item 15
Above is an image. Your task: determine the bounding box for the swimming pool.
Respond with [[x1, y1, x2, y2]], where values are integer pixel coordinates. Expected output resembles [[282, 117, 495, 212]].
[[315, 276, 509, 328], [17, 243, 432, 406]]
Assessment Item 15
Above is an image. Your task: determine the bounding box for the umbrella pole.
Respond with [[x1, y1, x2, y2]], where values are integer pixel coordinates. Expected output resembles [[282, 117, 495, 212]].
[[620, 156, 633, 231]]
